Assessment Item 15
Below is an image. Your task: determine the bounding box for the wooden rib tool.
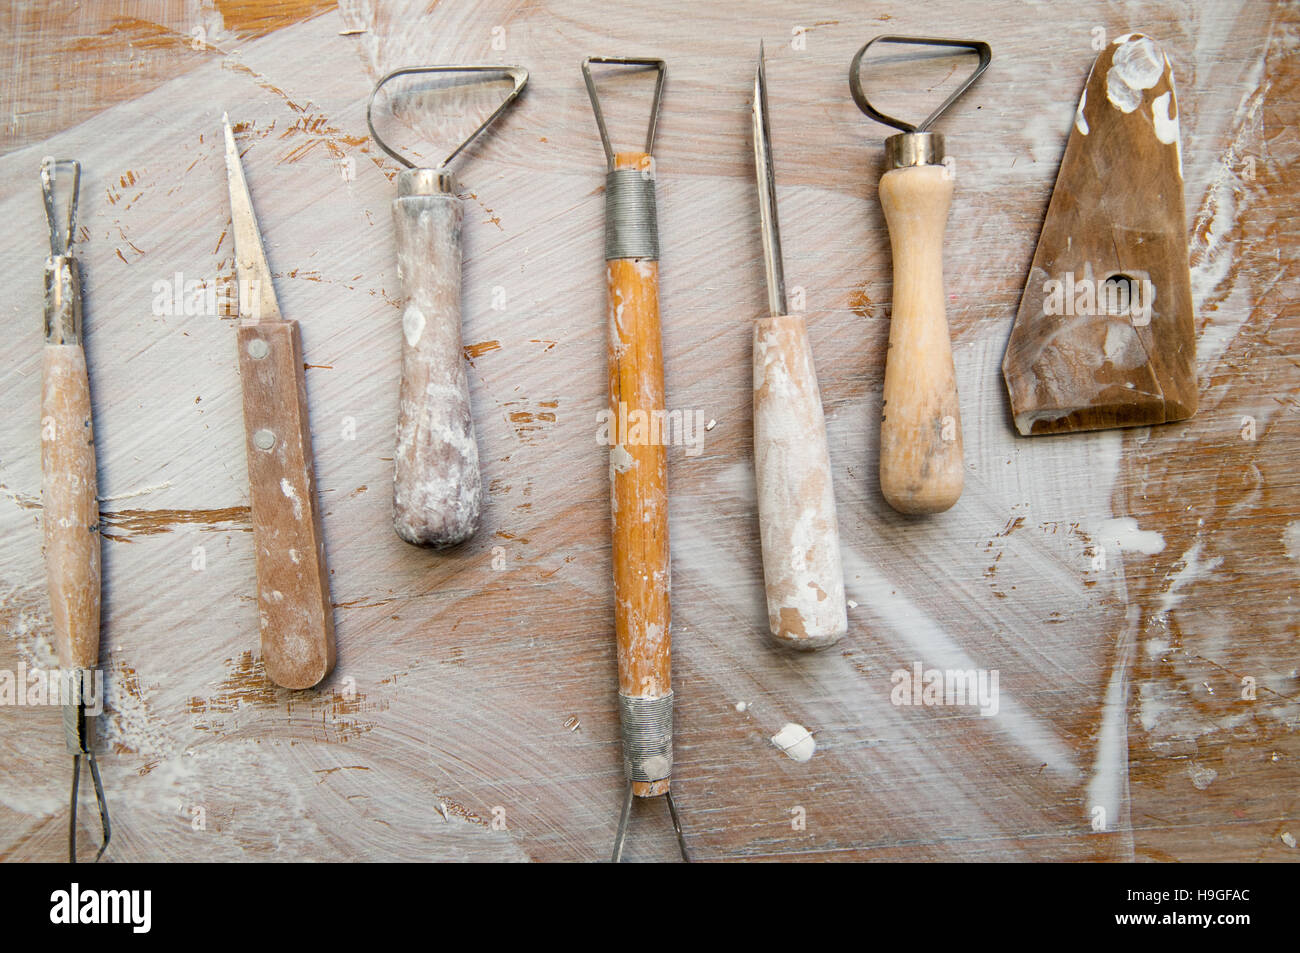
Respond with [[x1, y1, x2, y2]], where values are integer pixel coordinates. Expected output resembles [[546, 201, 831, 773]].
[[40, 157, 111, 861], [849, 36, 991, 514], [367, 65, 528, 547], [751, 43, 847, 650], [224, 114, 335, 690], [581, 56, 689, 862], [1002, 34, 1197, 434]]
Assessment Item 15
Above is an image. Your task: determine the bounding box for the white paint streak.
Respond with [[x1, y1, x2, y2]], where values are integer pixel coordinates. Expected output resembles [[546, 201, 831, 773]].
[[1086, 650, 1129, 831], [280, 478, 303, 521], [1158, 540, 1225, 614], [98, 481, 175, 503], [1093, 517, 1166, 555]]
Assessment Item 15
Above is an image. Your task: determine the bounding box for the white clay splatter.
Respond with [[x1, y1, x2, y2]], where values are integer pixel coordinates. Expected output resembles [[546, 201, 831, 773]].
[[1102, 322, 1146, 370], [1151, 90, 1183, 178], [1075, 88, 1089, 135], [1151, 91, 1178, 144], [1187, 762, 1218, 790], [280, 478, 303, 520], [771, 722, 815, 762], [1093, 516, 1166, 555], [1282, 832, 1297, 849], [1106, 35, 1163, 114], [1282, 520, 1300, 565], [401, 306, 425, 347], [609, 444, 635, 473]]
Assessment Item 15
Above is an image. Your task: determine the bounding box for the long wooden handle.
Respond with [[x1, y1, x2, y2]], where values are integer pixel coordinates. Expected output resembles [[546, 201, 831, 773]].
[[237, 321, 335, 689], [753, 314, 846, 648], [392, 190, 482, 547], [607, 152, 672, 798], [41, 345, 101, 672], [878, 164, 964, 514]]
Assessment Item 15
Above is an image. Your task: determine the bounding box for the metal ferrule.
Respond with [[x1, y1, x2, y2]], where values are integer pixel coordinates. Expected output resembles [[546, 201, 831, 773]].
[[618, 692, 673, 783], [885, 131, 945, 170], [61, 669, 93, 754], [604, 168, 659, 261], [44, 255, 82, 344], [398, 167, 457, 197]]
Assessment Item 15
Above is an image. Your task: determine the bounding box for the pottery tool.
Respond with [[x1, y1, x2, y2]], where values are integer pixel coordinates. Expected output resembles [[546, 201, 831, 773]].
[[1002, 33, 1196, 434], [40, 157, 111, 862], [224, 115, 335, 690], [366, 65, 527, 547], [750, 44, 846, 650], [850, 36, 991, 514], [581, 56, 688, 862]]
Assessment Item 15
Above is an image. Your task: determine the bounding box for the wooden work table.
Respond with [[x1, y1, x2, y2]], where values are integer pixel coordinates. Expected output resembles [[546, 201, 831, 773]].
[[0, 0, 1295, 862]]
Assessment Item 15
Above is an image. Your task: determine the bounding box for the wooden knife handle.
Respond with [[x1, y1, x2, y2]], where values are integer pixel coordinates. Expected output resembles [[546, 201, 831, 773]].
[[878, 164, 964, 515], [607, 151, 672, 797], [41, 344, 101, 672], [753, 314, 846, 648], [237, 321, 335, 689], [391, 189, 482, 547]]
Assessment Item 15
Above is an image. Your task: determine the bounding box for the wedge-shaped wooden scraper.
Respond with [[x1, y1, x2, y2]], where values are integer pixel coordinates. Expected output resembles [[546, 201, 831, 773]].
[[1002, 33, 1197, 435]]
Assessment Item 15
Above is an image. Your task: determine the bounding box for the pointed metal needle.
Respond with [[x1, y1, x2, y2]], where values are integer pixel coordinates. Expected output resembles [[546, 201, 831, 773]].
[[222, 112, 281, 324], [752, 42, 787, 317]]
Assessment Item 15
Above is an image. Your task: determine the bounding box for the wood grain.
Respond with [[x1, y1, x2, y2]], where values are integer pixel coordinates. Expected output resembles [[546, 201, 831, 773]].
[[752, 313, 846, 648], [40, 344, 101, 671], [237, 320, 335, 689], [1003, 34, 1198, 435], [0, 0, 1295, 863], [391, 181, 482, 547], [878, 163, 964, 514], [606, 151, 672, 798]]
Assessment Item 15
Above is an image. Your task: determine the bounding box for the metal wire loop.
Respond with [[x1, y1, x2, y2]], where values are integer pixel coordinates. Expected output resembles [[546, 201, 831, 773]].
[[849, 36, 991, 133], [581, 56, 666, 172], [366, 65, 528, 170]]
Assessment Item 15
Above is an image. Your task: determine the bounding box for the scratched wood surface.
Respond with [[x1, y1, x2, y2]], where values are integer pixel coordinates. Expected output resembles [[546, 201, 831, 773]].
[[0, 0, 1296, 862]]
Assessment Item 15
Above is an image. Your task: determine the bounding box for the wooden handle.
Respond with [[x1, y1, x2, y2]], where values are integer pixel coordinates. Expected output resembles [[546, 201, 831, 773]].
[[237, 321, 335, 689], [41, 345, 101, 671], [753, 315, 846, 648], [391, 191, 482, 547], [607, 151, 671, 798], [878, 164, 964, 514]]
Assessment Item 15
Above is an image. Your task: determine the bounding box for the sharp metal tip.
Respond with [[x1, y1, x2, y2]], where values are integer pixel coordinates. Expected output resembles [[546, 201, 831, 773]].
[[752, 43, 786, 316]]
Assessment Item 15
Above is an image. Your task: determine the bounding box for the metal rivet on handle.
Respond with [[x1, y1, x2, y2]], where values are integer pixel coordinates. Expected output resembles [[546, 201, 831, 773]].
[[247, 338, 270, 360], [253, 429, 276, 450]]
